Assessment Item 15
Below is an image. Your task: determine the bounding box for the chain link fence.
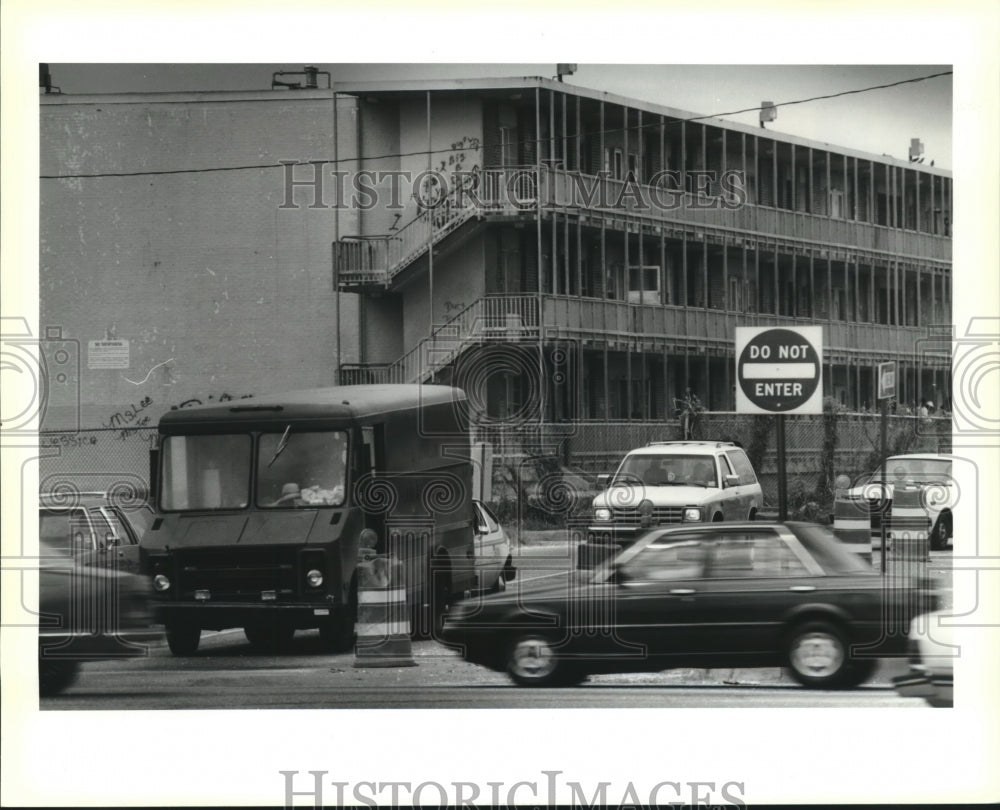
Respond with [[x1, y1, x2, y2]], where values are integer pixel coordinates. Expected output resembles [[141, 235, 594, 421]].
[[476, 413, 952, 522], [37, 414, 951, 522], [39, 428, 158, 500]]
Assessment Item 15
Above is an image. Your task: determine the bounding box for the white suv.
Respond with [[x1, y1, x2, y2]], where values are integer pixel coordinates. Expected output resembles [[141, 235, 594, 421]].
[[578, 441, 763, 568]]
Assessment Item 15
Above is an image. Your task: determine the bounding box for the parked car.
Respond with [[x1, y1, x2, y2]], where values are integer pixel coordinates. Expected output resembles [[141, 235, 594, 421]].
[[834, 453, 955, 552], [497, 455, 599, 517], [893, 610, 954, 707], [39, 491, 152, 575], [472, 500, 516, 594], [579, 441, 763, 568], [38, 537, 161, 696], [442, 521, 934, 688]]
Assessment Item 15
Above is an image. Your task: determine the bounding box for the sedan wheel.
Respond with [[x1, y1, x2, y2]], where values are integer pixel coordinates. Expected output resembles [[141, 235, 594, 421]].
[[39, 659, 80, 696], [506, 634, 585, 687], [507, 635, 560, 686], [785, 622, 850, 688]]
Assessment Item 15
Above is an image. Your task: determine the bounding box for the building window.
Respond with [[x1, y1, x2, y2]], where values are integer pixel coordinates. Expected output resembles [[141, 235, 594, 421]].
[[605, 147, 624, 180]]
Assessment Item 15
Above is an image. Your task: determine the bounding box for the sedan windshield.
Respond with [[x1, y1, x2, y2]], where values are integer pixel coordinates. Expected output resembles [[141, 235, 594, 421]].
[[257, 430, 347, 507], [161, 434, 251, 510], [615, 453, 717, 487], [787, 523, 873, 574]]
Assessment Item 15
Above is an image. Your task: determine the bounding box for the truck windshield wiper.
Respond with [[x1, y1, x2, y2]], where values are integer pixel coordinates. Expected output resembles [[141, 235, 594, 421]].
[[267, 425, 292, 468]]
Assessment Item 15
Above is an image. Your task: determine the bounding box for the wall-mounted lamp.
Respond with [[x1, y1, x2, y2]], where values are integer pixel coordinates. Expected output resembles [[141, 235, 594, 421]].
[[759, 101, 777, 129], [556, 64, 577, 83]]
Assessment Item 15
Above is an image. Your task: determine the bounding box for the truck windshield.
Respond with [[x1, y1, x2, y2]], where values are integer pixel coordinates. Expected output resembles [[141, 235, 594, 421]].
[[161, 434, 252, 510], [615, 453, 718, 487], [257, 430, 348, 508]]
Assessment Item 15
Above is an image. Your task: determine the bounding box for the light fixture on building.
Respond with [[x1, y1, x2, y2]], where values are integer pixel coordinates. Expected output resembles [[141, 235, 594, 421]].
[[759, 101, 777, 129], [909, 138, 925, 163], [556, 64, 577, 83]]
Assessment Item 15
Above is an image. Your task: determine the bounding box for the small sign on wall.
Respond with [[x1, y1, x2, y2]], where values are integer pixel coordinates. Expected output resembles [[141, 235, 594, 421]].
[[88, 339, 130, 369]]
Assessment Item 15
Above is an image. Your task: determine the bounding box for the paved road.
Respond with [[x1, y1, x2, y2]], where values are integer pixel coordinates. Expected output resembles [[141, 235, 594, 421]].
[[42, 630, 925, 710]]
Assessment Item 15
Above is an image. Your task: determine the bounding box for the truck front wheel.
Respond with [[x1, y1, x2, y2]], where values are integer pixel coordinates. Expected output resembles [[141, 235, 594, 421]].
[[166, 621, 201, 656]]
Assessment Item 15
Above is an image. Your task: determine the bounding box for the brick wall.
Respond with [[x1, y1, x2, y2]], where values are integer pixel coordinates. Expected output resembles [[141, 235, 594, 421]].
[[41, 93, 358, 430]]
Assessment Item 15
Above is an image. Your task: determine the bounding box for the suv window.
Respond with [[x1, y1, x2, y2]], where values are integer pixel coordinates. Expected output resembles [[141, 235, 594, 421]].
[[616, 453, 718, 487], [725, 449, 757, 485]]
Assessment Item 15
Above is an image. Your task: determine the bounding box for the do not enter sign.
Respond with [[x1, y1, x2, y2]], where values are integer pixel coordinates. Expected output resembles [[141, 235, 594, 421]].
[[735, 326, 824, 414]]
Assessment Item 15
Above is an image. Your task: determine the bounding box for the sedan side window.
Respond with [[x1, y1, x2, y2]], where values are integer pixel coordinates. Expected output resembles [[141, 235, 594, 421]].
[[478, 502, 501, 533], [708, 531, 809, 578], [620, 541, 706, 581], [100, 508, 135, 546], [88, 510, 118, 550]]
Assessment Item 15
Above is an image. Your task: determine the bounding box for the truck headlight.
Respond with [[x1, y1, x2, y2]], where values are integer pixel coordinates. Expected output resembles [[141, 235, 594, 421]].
[[683, 507, 702, 522], [594, 507, 612, 522], [306, 569, 324, 588], [153, 574, 171, 592]]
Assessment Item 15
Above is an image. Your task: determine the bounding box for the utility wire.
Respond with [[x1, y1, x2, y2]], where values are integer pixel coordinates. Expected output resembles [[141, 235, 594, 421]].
[[40, 71, 952, 180]]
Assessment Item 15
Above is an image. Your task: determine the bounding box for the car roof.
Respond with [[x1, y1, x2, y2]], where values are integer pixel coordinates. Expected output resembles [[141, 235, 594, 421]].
[[885, 454, 950, 462]]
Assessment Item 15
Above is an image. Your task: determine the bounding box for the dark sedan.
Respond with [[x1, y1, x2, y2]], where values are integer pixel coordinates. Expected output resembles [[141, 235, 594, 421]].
[[38, 538, 162, 696], [441, 521, 936, 688]]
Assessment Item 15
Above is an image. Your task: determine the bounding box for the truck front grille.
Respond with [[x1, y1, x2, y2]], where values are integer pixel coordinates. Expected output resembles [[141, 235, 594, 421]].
[[174, 547, 299, 601]]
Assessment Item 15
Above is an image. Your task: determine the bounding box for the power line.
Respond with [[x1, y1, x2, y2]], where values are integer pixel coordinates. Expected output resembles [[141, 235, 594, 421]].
[[40, 71, 952, 180]]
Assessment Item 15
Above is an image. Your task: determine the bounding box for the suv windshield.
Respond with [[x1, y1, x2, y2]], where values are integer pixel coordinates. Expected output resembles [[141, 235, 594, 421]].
[[257, 430, 348, 508], [161, 434, 252, 511], [615, 453, 718, 487], [870, 457, 952, 486]]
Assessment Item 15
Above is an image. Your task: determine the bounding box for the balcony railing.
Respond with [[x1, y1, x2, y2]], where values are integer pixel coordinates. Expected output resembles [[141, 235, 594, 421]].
[[334, 165, 949, 289], [340, 293, 941, 385], [541, 168, 952, 263]]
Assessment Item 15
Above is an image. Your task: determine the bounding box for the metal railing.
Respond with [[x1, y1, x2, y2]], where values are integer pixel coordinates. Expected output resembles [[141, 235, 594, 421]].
[[335, 165, 950, 285], [341, 292, 943, 385]]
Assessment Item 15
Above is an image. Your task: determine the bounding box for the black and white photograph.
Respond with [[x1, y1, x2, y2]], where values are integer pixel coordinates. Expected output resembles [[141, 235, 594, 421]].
[[2, 1, 999, 807]]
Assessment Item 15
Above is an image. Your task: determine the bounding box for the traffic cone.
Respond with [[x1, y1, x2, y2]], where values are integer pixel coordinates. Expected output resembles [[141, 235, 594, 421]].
[[353, 553, 415, 668]]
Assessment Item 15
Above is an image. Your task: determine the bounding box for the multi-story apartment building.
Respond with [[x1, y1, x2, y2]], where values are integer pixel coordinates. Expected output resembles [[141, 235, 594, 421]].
[[39, 72, 951, 432], [330, 76, 952, 422]]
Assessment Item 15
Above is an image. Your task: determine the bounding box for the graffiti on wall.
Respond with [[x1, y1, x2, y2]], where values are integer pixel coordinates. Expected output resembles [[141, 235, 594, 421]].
[[170, 392, 255, 410], [101, 396, 154, 439]]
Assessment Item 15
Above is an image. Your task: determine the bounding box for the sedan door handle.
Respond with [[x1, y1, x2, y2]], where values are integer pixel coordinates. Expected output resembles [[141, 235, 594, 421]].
[[788, 585, 816, 592], [670, 588, 696, 595]]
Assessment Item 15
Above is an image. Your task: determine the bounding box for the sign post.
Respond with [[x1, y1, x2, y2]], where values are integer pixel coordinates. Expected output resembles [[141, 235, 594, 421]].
[[876, 361, 897, 575], [736, 326, 824, 521]]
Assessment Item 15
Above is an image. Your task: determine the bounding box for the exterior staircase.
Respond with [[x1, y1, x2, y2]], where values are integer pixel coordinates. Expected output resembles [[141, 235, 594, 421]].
[[340, 295, 540, 385]]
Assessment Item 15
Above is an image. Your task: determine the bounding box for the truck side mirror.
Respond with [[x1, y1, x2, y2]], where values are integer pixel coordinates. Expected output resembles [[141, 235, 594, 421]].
[[724, 474, 740, 488], [597, 473, 610, 489]]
